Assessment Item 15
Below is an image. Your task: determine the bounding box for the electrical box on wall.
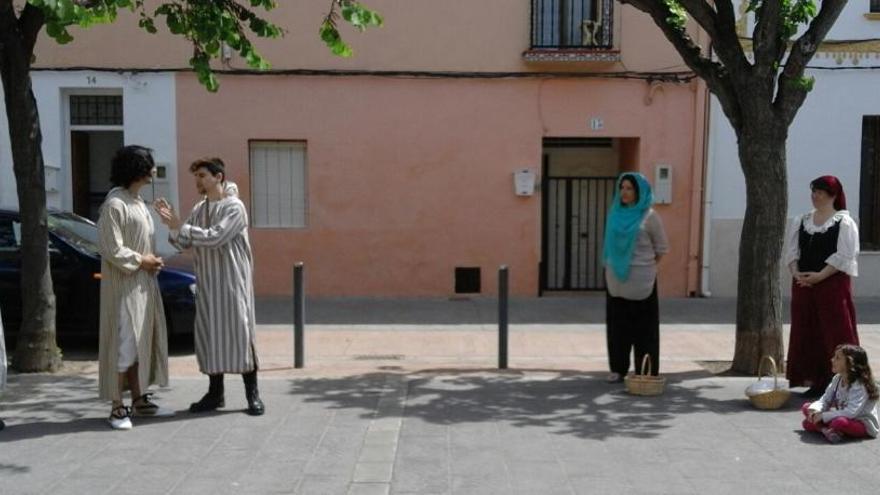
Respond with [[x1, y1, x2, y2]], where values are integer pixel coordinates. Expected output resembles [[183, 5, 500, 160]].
[[142, 162, 171, 204], [654, 164, 672, 204], [514, 169, 537, 196]]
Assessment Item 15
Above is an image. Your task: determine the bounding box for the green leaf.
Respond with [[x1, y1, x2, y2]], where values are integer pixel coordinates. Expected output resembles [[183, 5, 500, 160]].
[[330, 40, 353, 57], [662, 0, 688, 31], [341, 6, 355, 22], [789, 75, 815, 92], [138, 17, 157, 34], [166, 13, 185, 35], [205, 40, 221, 56], [320, 23, 340, 43], [55, 0, 75, 23]]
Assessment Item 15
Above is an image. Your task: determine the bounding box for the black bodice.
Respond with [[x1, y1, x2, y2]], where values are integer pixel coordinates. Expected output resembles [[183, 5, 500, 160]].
[[797, 218, 840, 272]]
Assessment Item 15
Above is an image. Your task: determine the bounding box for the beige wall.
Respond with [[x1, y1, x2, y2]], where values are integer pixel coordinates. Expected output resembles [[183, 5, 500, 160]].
[[545, 145, 619, 177], [35, 2, 692, 74], [175, 73, 704, 297]]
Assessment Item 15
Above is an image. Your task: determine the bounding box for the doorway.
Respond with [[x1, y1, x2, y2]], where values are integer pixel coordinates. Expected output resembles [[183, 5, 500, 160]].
[[71, 130, 124, 220], [67, 93, 124, 221], [540, 137, 622, 293]]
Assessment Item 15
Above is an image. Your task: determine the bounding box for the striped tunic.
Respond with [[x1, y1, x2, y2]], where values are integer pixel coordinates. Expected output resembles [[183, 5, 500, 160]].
[[97, 188, 169, 401], [171, 196, 258, 374]]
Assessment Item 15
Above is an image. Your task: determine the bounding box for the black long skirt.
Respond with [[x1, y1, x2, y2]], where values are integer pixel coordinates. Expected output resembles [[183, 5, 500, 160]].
[[605, 283, 659, 376]]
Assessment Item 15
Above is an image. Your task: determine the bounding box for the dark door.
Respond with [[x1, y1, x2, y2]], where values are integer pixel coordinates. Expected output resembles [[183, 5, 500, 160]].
[[541, 176, 616, 291], [71, 131, 91, 219]]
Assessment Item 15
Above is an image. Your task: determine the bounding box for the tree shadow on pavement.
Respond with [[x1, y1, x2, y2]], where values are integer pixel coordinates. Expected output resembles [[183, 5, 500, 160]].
[[286, 368, 800, 441], [0, 374, 232, 443]]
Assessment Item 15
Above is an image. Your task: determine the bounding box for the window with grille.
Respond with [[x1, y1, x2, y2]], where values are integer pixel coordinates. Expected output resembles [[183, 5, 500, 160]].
[[69, 95, 123, 126], [860, 116, 880, 249], [872, 0, 880, 13], [531, 0, 613, 48], [249, 141, 307, 228]]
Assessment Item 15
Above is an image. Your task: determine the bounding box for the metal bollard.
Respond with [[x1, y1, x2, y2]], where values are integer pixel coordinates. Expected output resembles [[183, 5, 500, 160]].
[[498, 265, 508, 369], [293, 262, 305, 368]]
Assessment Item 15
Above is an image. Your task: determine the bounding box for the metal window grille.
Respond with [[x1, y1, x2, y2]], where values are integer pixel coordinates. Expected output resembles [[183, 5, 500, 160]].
[[860, 116, 880, 249], [530, 0, 613, 48], [542, 176, 616, 291], [249, 141, 308, 228], [69, 95, 123, 126], [872, 0, 880, 13]]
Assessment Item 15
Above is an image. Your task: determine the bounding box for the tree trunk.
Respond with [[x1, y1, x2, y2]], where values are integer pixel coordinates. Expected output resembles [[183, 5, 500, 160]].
[[0, 11, 62, 372], [730, 125, 788, 374]]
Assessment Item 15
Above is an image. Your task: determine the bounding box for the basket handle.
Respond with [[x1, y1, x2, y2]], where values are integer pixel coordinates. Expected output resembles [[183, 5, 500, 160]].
[[639, 354, 654, 376], [757, 355, 779, 389]]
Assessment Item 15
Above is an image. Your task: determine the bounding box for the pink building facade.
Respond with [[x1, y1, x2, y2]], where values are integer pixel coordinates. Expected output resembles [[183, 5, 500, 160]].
[[14, 1, 708, 298]]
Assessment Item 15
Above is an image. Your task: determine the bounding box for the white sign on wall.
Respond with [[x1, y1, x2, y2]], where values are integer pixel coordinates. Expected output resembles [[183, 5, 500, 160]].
[[513, 169, 537, 196]]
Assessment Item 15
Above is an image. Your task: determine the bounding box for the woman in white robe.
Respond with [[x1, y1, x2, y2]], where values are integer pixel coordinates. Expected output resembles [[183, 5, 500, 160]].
[[97, 146, 173, 430]]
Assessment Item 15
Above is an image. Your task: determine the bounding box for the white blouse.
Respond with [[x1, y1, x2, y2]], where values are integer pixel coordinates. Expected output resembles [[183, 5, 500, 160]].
[[782, 210, 859, 276]]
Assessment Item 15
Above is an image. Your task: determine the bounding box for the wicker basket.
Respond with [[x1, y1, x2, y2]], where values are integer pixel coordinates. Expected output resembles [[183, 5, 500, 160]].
[[624, 354, 666, 396], [747, 355, 791, 410]]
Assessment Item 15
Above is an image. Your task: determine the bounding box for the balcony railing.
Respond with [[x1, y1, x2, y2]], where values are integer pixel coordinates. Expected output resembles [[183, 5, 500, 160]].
[[530, 0, 613, 49]]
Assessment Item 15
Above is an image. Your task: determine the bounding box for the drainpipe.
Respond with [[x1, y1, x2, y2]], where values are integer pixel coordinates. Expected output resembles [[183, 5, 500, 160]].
[[686, 77, 708, 297], [700, 87, 714, 297]]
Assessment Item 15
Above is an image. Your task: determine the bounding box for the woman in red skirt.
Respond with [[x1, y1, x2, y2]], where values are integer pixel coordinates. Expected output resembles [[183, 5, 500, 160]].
[[785, 175, 860, 397]]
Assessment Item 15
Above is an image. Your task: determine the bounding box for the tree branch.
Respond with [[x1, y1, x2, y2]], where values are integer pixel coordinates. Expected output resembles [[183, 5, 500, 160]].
[[711, 0, 752, 77], [752, 0, 785, 72], [673, 0, 719, 39], [774, 0, 847, 124], [19, 3, 45, 60], [621, 0, 743, 127]]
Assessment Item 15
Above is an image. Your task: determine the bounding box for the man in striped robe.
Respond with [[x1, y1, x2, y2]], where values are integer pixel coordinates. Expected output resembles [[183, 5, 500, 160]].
[[156, 158, 264, 416]]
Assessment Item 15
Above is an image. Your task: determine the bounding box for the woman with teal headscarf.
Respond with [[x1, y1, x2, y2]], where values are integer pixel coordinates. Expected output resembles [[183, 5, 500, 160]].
[[603, 172, 668, 383]]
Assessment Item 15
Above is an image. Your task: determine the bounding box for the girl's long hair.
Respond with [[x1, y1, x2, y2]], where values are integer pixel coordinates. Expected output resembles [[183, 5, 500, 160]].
[[837, 344, 879, 400]]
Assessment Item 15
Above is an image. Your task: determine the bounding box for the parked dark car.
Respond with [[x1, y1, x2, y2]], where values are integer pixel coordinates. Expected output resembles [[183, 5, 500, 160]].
[[0, 209, 195, 344]]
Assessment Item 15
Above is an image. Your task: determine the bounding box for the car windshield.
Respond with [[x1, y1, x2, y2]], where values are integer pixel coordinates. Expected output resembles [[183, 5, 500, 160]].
[[48, 212, 100, 255]]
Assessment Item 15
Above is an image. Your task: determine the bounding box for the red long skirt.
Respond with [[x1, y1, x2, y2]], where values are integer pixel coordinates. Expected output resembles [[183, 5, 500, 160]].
[[786, 272, 859, 389]]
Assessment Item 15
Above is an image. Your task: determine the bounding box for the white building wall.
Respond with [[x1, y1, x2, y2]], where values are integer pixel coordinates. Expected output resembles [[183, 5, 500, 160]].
[[0, 71, 178, 253], [706, 6, 880, 297]]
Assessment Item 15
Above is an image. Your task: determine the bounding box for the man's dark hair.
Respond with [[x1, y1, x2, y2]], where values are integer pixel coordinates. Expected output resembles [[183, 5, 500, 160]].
[[110, 145, 155, 188], [190, 157, 226, 183]]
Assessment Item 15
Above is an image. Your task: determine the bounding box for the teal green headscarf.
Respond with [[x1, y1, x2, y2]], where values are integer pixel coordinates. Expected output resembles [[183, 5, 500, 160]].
[[603, 172, 653, 281]]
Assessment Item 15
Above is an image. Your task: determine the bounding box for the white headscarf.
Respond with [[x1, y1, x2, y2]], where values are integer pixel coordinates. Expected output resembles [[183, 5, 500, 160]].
[[224, 181, 239, 198]]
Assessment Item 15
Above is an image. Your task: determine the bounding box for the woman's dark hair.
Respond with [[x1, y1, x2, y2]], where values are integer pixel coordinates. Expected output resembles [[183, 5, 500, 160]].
[[109, 145, 155, 188], [810, 177, 835, 196], [836, 344, 879, 400], [189, 157, 226, 183], [619, 174, 640, 204], [810, 175, 847, 210]]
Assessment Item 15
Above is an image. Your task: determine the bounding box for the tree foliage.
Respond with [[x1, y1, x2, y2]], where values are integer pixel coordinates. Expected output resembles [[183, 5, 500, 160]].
[[618, 0, 844, 130], [28, 0, 382, 90]]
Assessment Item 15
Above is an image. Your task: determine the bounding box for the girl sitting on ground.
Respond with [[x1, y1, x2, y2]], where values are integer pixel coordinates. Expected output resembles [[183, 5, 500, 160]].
[[802, 344, 879, 443]]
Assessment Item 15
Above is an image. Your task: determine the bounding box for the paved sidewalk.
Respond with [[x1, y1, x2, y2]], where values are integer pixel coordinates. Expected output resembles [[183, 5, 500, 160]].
[[3, 371, 880, 495], [3, 296, 880, 494]]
